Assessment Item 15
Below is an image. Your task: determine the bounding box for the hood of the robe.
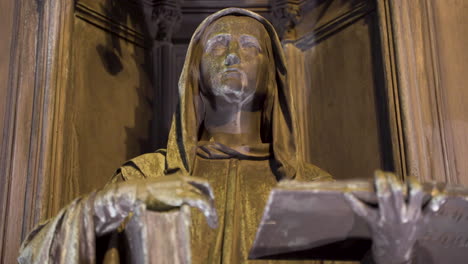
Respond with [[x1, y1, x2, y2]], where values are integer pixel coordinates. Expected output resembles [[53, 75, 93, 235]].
[[165, 8, 298, 180]]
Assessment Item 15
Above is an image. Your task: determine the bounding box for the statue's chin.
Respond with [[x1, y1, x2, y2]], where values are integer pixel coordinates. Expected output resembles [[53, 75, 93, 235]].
[[216, 85, 255, 105], [209, 70, 253, 104]]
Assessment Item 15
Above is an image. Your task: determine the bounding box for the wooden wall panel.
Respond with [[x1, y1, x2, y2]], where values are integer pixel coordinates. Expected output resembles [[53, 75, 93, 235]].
[[296, 0, 366, 40], [1, 0, 152, 259], [300, 13, 388, 180], [430, 1, 468, 184], [0, 0, 75, 262], [0, 0, 17, 260], [287, 0, 394, 181], [0, 0, 15, 145], [62, 18, 151, 201], [378, 0, 468, 184], [53, 2, 153, 211]]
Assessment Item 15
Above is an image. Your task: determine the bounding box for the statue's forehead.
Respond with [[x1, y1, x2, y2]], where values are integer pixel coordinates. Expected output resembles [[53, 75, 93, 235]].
[[202, 16, 268, 41]]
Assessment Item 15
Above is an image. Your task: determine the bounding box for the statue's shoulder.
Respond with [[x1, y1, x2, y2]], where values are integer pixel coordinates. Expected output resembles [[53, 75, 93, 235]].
[[111, 150, 168, 182]]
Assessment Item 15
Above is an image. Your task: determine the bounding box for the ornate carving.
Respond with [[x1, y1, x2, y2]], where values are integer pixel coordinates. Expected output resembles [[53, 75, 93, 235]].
[[294, 1, 372, 50], [140, 0, 183, 42], [271, 0, 302, 40]]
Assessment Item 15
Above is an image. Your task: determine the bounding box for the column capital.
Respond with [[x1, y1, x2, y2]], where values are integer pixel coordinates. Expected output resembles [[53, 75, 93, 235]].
[[140, 0, 183, 42], [271, 0, 303, 40]]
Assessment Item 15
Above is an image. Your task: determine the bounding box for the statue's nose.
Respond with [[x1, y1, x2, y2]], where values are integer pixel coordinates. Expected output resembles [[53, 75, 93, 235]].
[[224, 53, 240, 66]]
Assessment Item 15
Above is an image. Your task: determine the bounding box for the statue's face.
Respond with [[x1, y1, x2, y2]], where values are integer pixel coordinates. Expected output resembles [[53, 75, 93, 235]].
[[200, 16, 270, 105]]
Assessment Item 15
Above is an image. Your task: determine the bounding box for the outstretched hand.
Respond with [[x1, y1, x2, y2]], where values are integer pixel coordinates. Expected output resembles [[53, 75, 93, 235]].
[[93, 176, 218, 236], [344, 171, 426, 264]]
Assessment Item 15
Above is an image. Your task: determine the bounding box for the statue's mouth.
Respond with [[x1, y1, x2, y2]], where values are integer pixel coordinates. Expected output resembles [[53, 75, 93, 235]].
[[212, 68, 249, 101], [222, 68, 243, 80]]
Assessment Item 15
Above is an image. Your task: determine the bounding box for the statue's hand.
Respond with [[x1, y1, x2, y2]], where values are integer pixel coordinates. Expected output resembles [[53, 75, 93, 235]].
[[344, 171, 425, 264], [93, 176, 218, 236]]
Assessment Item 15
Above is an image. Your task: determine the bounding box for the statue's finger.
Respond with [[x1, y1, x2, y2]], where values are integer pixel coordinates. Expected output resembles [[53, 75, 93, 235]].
[[143, 180, 189, 208], [144, 182, 218, 228], [407, 176, 424, 220], [143, 187, 184, 210], [374, 171, 391, 221], [162, 182, 218, 228], [152, 176, 184, 185], [386, 172, 405, 219], [182, 190, 218, 229], [344, 193, 378, 224], [186, 178, 215, 201], [427, 194, 447, 213]]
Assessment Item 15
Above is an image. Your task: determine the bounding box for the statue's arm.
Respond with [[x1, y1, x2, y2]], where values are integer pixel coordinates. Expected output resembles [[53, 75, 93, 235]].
[[18, 192, 99, 263], [18, 157, 150, 263], [19, 153, 217, 264]]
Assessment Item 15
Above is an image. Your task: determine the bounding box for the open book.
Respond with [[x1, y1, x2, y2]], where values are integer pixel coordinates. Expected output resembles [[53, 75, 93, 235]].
[[249, 180, 468, 263]]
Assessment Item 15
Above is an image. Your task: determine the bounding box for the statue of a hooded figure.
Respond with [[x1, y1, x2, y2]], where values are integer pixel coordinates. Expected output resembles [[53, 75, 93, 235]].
[[18, 8, 332, 264]]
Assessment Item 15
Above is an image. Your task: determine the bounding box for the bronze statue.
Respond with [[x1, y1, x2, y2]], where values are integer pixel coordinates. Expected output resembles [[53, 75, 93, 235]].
[[18, 8, 330, 264], [18, 8, 439, 264]]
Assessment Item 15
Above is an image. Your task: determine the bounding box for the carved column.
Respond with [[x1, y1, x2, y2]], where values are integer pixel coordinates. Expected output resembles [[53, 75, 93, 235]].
[[140, 0, 183, 149]]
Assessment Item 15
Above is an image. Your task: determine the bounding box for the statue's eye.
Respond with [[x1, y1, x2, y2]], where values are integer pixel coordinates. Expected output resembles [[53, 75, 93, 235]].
[[242, 42, 255, 48], [239, 36, 262, 54], [242, 42, 260, 51], [210, 43, 227, 55], [205, 34, 230, 55]]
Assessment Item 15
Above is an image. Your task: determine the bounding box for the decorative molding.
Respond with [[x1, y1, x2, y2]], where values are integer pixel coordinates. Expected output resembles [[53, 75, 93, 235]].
[[75, 2, 146, 47], [140, 0, 183, 42], [182, 7, 270, 14], [423, 1, 457, 184], [374, 0, 406, 179], [172, 1, 271, 42], [271, 0, 303, 40], [182, 0, 270, 14], [375, 0, 457, 183], [0, 0, 75, 262], [294, 1, 374, 50]]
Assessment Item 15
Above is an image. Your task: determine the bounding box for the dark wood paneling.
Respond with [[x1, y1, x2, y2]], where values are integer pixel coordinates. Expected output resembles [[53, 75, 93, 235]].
[[431, 1, 468, 185], [295, 0, 374, 50], [53, 2, 153, 210], [299, 9, 392, 180], [377, 0, 468, 184], [0, 0, 75, 262], [0, 0, 15, 143], [0, 0, 17, 261]]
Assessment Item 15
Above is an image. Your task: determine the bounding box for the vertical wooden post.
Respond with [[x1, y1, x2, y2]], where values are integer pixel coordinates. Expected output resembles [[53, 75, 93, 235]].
[[375, 0, 455, 183], [140, 0, 183, 150], [0, 0, 74, 262]]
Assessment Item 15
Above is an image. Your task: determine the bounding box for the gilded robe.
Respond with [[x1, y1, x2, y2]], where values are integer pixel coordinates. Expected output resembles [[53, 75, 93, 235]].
[[113, 143, 331, 264]]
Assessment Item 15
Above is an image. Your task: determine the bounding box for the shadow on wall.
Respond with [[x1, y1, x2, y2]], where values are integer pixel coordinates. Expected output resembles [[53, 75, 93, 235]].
[[96, 0, 155, 159]]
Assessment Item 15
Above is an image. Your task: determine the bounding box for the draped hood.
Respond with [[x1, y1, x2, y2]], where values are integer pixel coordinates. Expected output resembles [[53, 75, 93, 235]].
[[165, 8, 298, 180]]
